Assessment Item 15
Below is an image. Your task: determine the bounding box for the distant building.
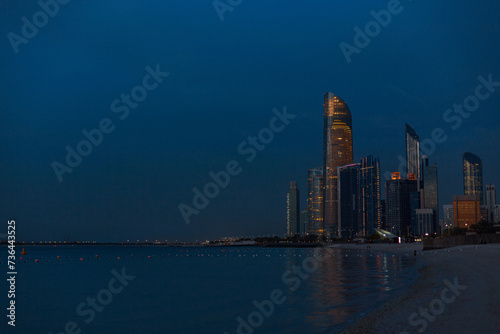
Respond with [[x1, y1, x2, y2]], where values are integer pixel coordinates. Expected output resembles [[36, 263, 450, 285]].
[[307, 168, 324, 236], [338, 163, 360, 238], [422, 155, 439, 233], [358, 156, 382, 236], [443, 204, 454, 230], [486, 184, 496, 207], [286, 181, 300, 236], [486, 185, 498, 223], [415, 209, 435, 235], [323, 93, 353, 237], [300, 210, 308, 236], [480, 206, 489, 222], [463, 152, 483, 204], [453, 195, 481, 229], [386, 172, 418, 236], [405, 124, 421, 180]]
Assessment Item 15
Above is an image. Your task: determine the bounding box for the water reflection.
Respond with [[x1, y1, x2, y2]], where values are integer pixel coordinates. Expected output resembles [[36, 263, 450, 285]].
[[283, 247, 418, 332]]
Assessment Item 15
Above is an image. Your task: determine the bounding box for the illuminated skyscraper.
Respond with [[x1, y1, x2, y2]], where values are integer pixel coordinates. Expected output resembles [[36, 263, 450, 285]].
[[405, 124, 420, 180], [323, 93, 353, 237], [358, 156, 381, 236], [463, 152, 483, 204], [286, 181, 300, 236], [307, 168, 324, 236]]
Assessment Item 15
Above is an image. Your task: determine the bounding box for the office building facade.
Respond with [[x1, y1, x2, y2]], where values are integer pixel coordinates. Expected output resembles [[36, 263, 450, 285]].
[[453, 195, 481, 229], [463, 152, 483, 204], [405, 124, 421, 180], [307, 168, 324, 235], [358, 156, 382, 236], [386, 172, 418, 236], [338, 163, 360, 238]]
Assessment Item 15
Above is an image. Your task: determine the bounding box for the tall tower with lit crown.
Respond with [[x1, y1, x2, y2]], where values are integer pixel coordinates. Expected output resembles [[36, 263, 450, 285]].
[[323, 93, 353, 237]]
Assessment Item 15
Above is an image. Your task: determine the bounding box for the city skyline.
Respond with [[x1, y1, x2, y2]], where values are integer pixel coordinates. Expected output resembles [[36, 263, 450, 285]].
[[2, 1, 500, 242]]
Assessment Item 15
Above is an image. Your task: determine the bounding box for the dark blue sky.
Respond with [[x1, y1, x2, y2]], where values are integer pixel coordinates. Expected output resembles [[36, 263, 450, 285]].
[[1, 0, 499, 242]]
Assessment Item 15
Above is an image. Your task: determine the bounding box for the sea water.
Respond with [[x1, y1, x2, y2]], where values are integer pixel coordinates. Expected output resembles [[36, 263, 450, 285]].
[[0, 245, 420, 334]]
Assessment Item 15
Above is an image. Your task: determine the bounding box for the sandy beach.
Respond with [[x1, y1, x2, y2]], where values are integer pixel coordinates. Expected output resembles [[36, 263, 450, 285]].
[[334, 243, 500, 334]]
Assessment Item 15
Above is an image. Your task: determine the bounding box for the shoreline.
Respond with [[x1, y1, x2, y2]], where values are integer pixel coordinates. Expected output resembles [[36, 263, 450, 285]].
[[335, 243, 500, 334]]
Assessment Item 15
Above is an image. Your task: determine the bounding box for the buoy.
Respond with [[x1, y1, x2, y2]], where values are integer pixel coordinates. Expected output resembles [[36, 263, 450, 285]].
[[35, 259, 39, 263], [21, 248, 27, 255], [80, 258, 83, 261], [19, 257, 23, 260], [117, 256, 121, 260], [57, 256, 61, 259], [148, 256, 151, 259], [95, 255, 98, 258]]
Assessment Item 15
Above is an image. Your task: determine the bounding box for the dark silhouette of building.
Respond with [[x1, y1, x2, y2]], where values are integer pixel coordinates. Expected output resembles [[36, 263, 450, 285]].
[[286, 181, 300, 236], [386, 172, 418, 236], [338, 163, 360, 238]]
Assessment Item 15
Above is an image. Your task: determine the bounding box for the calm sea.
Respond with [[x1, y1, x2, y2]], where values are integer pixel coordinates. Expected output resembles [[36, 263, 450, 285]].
[[0, 245, 420, 334]]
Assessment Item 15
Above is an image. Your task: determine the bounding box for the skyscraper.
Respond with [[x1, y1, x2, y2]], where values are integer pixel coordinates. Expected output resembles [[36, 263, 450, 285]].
[[405, 124, 420, 180], [422, 155, 439, 232], [286, 181, 300, 236], [307, 168, 324, 236], [463, 152, 483, 204], [338, 163, 360, 238], [486, 185, 496, 207], [323, 93, 353, 237], [358, 156, 381, 236], [486, 185, 498, 223], [386, 172, 418, 236]]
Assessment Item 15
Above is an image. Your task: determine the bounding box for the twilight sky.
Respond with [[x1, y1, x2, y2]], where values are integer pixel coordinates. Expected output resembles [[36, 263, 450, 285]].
[[1, 0, 499, 242]]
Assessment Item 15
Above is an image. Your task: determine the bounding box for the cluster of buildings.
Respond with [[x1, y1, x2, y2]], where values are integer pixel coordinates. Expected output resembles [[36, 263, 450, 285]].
[[285, 93, 499, 239]]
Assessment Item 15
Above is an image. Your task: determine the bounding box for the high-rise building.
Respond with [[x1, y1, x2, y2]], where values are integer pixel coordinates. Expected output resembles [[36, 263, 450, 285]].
[[443, 204, 454, 230], [485, 185, 499, 223], [358, 156, 382, 236], [422, 155, 439, 232], [286, 181, 300, 236], [409, 191, 421, 235], [386, 172, 418, 236], [453, 195, 481, 229], [380, 199, 386, 230], [338, 163, 360, 238], [463, 152, 483, 204], [415, 209, 434, 235], [486, 185, 496, 207], [300, 210, 308, 236], [405, 124, 421, 180], [323, 93, 353, 237], [307, 168, 324, 236]]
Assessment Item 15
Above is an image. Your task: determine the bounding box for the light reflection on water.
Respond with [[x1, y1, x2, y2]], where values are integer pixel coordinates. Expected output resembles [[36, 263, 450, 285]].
[[7, 245, 420, 334]]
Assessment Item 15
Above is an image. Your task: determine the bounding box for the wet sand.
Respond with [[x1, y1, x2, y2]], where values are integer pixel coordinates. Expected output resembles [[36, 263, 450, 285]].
[[333, 243, 500, 334]]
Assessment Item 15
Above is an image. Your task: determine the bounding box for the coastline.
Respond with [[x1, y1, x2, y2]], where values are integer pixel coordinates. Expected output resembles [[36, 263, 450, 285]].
[[335, 243, 500, 334]]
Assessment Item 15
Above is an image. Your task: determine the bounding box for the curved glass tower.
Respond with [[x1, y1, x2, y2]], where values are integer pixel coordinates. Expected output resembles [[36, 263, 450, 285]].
[[463, 152, 483, 204], [323, 93, 353, 237]]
